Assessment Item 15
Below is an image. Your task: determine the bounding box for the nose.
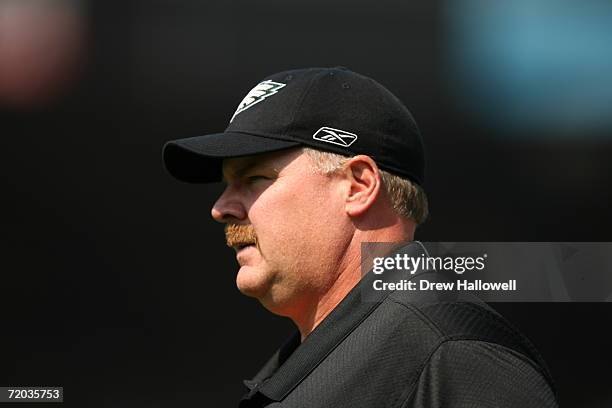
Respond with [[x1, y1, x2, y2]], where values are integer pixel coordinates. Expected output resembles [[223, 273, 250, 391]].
[[211, 185, 247, 223]]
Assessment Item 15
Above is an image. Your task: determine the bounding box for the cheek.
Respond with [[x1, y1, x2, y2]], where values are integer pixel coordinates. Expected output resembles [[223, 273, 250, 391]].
[[298, 180, 346, 228], [245, 187, 293, 250], [248, 175, 347, 251]]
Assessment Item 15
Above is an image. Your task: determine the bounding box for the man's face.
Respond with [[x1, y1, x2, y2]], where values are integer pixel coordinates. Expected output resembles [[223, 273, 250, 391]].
[[211, 148, 352, 315]]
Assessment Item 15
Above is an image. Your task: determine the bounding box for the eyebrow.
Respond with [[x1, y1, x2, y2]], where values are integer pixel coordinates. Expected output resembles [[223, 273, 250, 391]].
[[222, 160, 279, 182]]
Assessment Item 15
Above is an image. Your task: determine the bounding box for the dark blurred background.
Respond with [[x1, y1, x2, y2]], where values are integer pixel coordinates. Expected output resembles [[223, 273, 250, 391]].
[[2, 0, 611, 406]]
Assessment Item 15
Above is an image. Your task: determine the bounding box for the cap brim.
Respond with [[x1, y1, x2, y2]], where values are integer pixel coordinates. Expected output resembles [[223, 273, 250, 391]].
[[162, 132, 301, 183]]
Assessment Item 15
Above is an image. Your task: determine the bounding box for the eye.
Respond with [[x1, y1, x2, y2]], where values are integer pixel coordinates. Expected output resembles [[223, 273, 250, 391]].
[[246, 175, 269, 183]]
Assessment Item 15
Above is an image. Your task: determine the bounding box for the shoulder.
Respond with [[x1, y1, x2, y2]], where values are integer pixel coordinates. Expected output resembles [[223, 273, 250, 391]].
[[406, 339, 559, 408], [387, 291, 552, 374], [376, 292, 558, 404]]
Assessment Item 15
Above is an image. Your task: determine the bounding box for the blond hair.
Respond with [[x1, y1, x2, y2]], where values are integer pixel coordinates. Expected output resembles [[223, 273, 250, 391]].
[[303, 148, 428, 224]]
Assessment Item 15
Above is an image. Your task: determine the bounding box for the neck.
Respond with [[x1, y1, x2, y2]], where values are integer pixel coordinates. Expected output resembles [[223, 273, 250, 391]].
[[293, 223, 415, 341], [294, 248, 361, 341]]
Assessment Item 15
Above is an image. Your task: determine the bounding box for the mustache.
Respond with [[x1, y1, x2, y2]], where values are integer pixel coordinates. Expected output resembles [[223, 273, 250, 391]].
[[225, 224, 258, 248]]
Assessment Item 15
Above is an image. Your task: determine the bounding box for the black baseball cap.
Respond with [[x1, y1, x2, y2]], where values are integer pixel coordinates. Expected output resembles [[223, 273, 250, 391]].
[[162, 67, 425, 185]]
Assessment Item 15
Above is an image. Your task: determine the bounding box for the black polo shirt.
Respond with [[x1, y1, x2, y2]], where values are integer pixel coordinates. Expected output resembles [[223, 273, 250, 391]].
[[239, 242, 558, 408]]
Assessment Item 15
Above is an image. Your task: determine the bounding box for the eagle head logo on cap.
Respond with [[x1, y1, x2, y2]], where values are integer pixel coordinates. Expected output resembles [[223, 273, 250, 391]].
[[230, 80, 286, 123]]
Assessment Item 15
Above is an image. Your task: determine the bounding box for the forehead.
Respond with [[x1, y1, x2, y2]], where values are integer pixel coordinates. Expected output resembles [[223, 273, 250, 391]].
[[221, 147, 305, 179]]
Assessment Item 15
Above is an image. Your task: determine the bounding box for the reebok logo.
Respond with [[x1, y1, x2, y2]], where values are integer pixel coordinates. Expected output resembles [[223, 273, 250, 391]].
[[230, 80, 286, 123], [312, 127, 358, 147]]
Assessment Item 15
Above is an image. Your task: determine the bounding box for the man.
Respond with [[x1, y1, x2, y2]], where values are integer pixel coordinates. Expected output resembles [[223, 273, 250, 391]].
[[163, 67, 558, 407]]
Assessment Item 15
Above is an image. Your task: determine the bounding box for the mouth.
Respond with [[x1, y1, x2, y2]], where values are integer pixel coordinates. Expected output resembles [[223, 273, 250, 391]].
[[233, 243, 257, 252]]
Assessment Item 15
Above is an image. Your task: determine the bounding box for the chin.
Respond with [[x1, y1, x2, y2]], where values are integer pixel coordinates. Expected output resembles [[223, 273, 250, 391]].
[[236, 267, 293, 316], [235, 265, 272, 298]]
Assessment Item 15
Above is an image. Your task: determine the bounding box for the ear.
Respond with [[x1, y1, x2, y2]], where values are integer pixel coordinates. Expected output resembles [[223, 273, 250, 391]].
[[343, 155, 382, 217]]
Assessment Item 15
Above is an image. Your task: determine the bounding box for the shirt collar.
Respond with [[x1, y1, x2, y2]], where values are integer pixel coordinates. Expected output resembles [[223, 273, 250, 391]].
[[242, 241, 427, 403]]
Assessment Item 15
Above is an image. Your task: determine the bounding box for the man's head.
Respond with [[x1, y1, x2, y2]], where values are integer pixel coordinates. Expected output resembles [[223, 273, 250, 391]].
[[162, 67, 427, 324]]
